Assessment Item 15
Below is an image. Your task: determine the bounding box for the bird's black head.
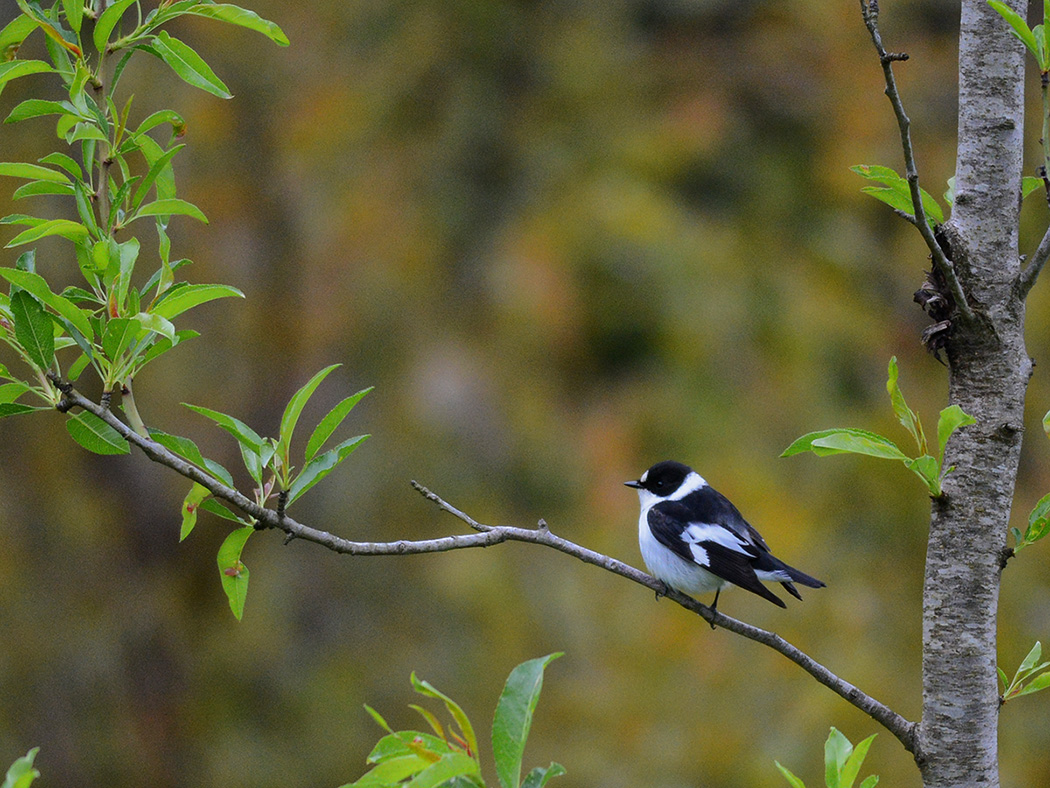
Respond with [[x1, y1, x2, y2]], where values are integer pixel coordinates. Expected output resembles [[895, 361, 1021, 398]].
[[624, 460, 693, 495]]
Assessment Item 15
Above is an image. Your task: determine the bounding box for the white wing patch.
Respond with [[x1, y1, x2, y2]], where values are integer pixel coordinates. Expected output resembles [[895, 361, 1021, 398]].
[[682, 523, 751, 555]]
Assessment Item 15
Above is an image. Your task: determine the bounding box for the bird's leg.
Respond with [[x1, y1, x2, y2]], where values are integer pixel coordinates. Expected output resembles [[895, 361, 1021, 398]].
[[654, 580, 671, 600], [706, 589, 721, 630]]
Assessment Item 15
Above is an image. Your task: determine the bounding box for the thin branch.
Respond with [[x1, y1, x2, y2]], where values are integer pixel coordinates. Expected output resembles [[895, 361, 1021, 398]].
[[1017, 223, 1050, 298], [57, 383, 917, 754], [860, 0, 975, 323]]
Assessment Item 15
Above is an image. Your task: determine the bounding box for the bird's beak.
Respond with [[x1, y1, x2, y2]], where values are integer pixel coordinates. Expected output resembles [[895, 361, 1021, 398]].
[[624, 480, 642, 489]]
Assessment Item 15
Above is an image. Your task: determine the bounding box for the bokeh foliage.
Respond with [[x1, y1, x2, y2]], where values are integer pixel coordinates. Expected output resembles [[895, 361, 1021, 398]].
[[2, 1, 1050, 787]]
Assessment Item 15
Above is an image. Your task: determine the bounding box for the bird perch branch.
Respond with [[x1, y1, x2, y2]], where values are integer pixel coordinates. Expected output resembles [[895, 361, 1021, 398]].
[[56, 382, 917, 755]]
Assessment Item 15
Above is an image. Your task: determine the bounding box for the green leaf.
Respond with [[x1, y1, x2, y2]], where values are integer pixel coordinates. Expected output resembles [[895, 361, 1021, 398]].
[[0, 161, 70, 183], [405, 753, 481, 788], [858, 777, 879, 788], [305, 386, 372, 462], [10, 290, 54, 370], [2, 747, 41, 788], [364, 705, 395, 736], [944, 176, 955, 207], [852, 164, 944, 226], [1023, 175, 1044, 201], [183, 403, 263, 453], [102, 317, 142, 360], [185, 4, 290, 46], [347, 753, 431, 786], [130, 143, 183, 212], [1016, 670, 1050, 696], [904, 454, 942, 496], [286, 434, 369, 505], [181, 482, 210, 542], [824, 727, 853, 788], [0, 382, 30, 403], [135, 198, 208, 223], [0, 268, 93, 340], [774, 762, 807, 788], [0, 403, 48, 418], [279, 364, 340, 458], [936, 404, 975, 464], [887, 356, 926, 453], [988, 1, 1042, 63], [151, 283, 244, 320], [148, 427, 235, 486], [0, 15, 38, 60], [839, 734, 877, 788], [0, 60, 53, 96], [520, 764, 566, 788], [152, 30, 232, 99], [62, 0, 83, 34], [782, 428, 904, 459], [65, 411, 130, 455], [217, 525, 253, 620], [12, 180, 75, 199], [492, 653, 562, 788], [200, 498, 251, 525], [94, 0, 139, 53], [1025, 492, 1050, 545], [411, 674, 480, 766], [5, 218, 88, 247], [1016, 641, 1042, 679], [4, 98, 73, 124], [131, 311, 176, 344]]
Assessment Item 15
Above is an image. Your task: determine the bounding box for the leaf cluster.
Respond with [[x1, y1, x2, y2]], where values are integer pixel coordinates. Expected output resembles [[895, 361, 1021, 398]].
[[782, 357, 974, 497], [776, 728, 878, 788], [999, 641, 1050, 705], [345, 654, 565, 788]]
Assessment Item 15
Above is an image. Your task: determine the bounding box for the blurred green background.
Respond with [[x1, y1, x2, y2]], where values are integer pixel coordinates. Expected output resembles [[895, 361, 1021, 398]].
[[2, 0, 1050, 786]]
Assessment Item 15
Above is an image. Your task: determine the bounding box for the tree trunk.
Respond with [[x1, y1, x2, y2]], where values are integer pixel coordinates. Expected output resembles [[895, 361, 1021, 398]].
[[917, 1, 1029, 785]]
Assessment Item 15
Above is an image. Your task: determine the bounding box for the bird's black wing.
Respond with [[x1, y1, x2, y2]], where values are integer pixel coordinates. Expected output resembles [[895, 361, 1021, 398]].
[[647, 501, 786, 607]]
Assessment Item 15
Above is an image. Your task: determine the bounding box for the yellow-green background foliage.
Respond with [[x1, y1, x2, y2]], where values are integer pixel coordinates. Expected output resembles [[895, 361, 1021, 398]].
[[2, 1, 1050, 786]]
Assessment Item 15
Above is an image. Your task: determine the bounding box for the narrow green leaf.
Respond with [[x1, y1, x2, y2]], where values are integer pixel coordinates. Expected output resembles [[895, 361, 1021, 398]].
[[131, 311, 176, 344], [130, 143, 183, 212], [0, 161, 70, 183], [5, 99, 72, 125], [5, 218, 88, 247], [1043, 408, 1050, 438], [147, 427, 235, 486], [181, 483, 210, 541], [152, 283, 244, 320], [0, 15, 38, 60], [1025, 492, 1050, 544], [0, 402, 48, 418], [904, 455, 942, 496], [988, 1, 1041, 60], [347, 754, 431, 786], [364, 705, 395, 736], [217, 525, 253, 620], [810, 432, 909, 461], [10, 290, 54, 370], [286, 434, 369, 505], [774, 762, 807, 788], [183, 403, 263, 453], [405, 753, 480, 788], [858, 777, 879, 788], [305, 386, 372, 462], [520, 764, 567, 788], [944, 176, 955, 207], [408, 704, 447, 740], [936, 404, 975, 464], [411, 674, 479, 766], [824, 728, 853, 788], [1017, 641, 1043, 679], [135, 198, 208, 223], [199, 498, 250, 525], [62, 0, 83, 34], [279, 364, 340, 457], [102, 317, 142, 360], [152, 30, 232, 99], [782, 428, 904, 459], [998, 666, 1009, 690], [65, 411, 130, 454], [12, 180, 74, 199], [0, 268, 93, 340], [0, 60, 53, 95], [1023, 175, 1044, 201], [2, 747, 41, 788], [840, 734, 877, 788], [0, 382, 30, 403], [94, 0, 139, 53], [492, 653, 562, 788], [887, 356, 926, 453], [185, 4, 290, 46], [1016, 670, 1050, 696]]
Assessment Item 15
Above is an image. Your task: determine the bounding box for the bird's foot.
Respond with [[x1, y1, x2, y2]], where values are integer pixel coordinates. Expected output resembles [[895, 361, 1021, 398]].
[[654, 581, 671, 600]]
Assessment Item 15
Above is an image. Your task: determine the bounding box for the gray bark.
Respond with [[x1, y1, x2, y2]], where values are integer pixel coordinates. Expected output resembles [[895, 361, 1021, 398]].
[[917, 0, 1030, 785]]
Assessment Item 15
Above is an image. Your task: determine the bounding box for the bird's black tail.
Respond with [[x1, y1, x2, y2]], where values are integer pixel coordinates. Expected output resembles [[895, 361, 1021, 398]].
[[779, 564, 825, 601]]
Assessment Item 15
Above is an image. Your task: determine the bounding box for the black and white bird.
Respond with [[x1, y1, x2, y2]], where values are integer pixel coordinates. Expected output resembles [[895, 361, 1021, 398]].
[[625, 460, 825, 609]]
